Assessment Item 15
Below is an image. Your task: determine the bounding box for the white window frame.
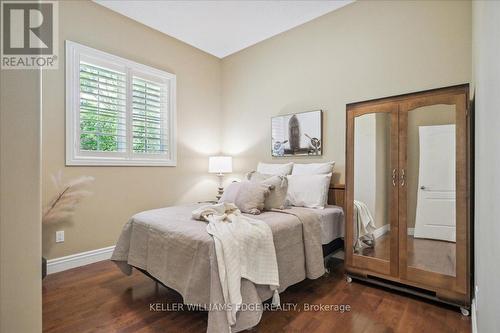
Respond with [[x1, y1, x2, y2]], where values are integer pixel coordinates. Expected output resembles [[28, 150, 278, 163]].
[[65, 40, 177, 166]]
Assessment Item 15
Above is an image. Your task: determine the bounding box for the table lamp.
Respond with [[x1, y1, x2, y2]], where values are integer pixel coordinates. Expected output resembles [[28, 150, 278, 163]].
[[208, 156, 232, 200]]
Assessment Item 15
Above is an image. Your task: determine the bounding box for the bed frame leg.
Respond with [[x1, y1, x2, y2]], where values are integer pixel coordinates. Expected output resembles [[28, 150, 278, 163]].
[[323, 254, 331, 276]]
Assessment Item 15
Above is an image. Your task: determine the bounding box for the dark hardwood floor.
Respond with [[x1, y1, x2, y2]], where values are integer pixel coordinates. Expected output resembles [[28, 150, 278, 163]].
[[43, 259, 470, 333], [406, 235, 456, 276], [358, 234, 456, 276]]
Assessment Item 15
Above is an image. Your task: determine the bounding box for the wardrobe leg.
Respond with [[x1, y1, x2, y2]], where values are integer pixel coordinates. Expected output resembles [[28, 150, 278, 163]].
[[460, 307, 470, 317]]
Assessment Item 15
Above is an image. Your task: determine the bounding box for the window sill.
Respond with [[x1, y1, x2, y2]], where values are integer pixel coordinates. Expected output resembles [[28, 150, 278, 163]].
[[66, 156, 177, 167]]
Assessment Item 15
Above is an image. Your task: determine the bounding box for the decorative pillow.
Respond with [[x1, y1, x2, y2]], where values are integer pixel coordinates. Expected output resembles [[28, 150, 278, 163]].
[[286, 173, 332, 209], [219, 181, 271, 215], [219, 181, 241, 204], [257, 162, 293, 176], [247, 172, 288, 210], [292, 161, 335, 175]]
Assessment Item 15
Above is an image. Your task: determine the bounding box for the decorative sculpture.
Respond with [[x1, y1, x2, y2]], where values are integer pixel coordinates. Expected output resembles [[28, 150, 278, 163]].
[[288, 115, 301, 153]]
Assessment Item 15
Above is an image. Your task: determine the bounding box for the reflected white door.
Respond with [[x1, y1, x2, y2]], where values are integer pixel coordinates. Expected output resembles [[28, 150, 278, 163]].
[[414, 125, 456, 242]]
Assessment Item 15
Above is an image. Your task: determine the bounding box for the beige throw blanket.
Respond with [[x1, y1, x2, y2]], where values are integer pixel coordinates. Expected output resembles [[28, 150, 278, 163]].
[[354, 200, 376, 249], [111, 204, 324, 332], [192, 203, 280, 327]]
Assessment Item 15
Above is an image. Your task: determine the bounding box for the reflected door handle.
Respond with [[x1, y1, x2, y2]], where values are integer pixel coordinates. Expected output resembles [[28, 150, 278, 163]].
[[392, 168, 397, 187], [400, 169, 406, 187]]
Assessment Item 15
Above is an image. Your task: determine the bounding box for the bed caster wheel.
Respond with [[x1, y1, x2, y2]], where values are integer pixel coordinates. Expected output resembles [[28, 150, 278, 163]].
[[346, 275, 352, 283], [460, 307, 470, 317]]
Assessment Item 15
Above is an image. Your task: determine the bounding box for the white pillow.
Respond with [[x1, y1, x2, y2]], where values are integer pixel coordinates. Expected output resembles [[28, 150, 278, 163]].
[[257, 162, 293, 176], [219, 181, 240, 203], [286, 173, 332, 209], [292, 162, 335, 175]]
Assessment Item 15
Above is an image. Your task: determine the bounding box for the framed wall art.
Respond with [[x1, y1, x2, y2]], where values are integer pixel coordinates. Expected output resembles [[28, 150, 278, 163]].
[[271, 110, 323, 157]]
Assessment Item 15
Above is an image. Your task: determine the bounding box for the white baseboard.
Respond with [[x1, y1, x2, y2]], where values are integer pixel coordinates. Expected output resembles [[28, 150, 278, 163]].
[[471, 298, 478, 333], [47, 245, 115, 274], [373, 224, 390, 239]]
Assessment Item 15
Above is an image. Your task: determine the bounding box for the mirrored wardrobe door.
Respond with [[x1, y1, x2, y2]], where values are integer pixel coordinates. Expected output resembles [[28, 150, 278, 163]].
[[399, 92, 468, 293], [346, 102, 399, 277]]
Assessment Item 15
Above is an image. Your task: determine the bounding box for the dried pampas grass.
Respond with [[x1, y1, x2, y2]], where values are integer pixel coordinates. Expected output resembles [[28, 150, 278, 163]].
[[43, 171, 94, 224]]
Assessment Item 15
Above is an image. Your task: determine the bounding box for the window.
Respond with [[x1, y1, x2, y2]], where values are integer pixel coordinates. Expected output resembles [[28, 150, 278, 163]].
[[66, 41, 176, 166]]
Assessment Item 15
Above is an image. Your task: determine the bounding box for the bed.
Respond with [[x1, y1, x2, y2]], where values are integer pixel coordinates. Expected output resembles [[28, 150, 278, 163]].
[[112, 185, 345, 332], [318, 204, 345, 256]]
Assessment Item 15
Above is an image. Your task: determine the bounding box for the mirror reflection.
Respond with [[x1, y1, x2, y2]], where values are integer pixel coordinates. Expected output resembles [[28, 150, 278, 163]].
[[406, 104, 456, 276], [353, 112, 391, 261]]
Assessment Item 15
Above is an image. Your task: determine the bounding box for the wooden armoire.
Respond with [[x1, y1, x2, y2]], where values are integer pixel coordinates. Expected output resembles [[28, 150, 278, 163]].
[[345, 84, 471, 314]]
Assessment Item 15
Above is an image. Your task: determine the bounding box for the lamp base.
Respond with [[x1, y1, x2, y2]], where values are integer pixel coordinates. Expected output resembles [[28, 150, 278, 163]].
[[216, 187, 224, 201], [216, 174, 224, 201]]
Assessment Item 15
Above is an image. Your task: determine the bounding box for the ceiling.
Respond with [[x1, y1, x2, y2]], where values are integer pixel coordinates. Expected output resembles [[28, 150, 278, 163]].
[[94, 1, 353, 58]]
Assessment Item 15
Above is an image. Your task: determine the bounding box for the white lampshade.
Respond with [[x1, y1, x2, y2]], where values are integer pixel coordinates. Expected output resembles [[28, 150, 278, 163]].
[[209, 156, 232, 174]]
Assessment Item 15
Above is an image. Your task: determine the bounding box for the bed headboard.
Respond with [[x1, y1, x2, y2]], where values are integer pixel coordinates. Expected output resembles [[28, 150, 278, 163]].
[[328, 184, 345, 211]]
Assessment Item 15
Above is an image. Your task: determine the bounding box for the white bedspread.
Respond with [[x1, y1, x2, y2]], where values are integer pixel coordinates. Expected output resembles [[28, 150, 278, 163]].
[[192, 203, 280, 327]]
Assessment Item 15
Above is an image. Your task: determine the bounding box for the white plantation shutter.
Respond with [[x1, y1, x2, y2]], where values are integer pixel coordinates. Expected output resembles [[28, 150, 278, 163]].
[[132, 77, 168, 154], [79, 62, 127, 152], [66, 41, 176, 166]]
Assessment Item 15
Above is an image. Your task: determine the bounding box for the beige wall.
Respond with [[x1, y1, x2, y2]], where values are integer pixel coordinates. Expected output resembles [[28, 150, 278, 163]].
[[221, 0, 471, 184], [353, 113, 390, 229], [0, 70, 42, 332], [42, 1, 222, 259], [353, 113, 377, 221], [473, 1, 500, 331]]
